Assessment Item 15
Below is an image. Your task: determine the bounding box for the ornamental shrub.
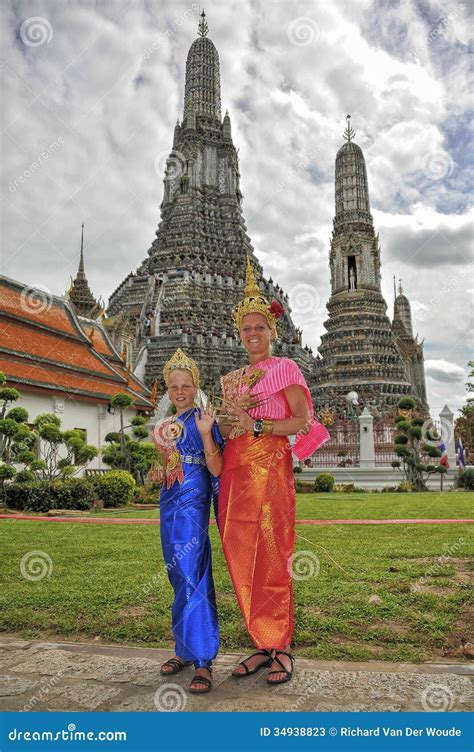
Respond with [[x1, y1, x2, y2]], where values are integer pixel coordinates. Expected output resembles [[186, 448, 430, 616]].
[[313, 472, 335, 492], [96, 470, 136, 507], [5, 478, 95, 511], [455, 468, 474, 490]]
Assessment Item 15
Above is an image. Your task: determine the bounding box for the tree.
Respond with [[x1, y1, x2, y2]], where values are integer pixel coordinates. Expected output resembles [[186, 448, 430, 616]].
[[0, 463, 17, 508], [454, 360, 474, 454], [32, 413, 98, 480], [101, 401, 159, 483], [391, 396, 443, 491]]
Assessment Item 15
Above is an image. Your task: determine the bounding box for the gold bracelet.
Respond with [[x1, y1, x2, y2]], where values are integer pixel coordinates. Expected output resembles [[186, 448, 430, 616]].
[[262, 420, 274, 435], [204, 448, 220, 458]]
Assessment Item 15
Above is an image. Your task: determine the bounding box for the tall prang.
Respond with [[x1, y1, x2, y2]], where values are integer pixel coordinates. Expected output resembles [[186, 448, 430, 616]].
[[107, 12, 314, 393], [392, 279, 428, 408], [314, 117, 425, 412]]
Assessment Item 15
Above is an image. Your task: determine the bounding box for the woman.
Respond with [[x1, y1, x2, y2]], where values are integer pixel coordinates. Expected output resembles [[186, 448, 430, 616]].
[[217, 259, 330, 685], [152, 348, 223, 694]]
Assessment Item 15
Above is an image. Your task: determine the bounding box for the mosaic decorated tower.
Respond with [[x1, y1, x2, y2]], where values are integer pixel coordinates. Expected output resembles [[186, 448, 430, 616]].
[[315, 117, 423, 411], [107, 12, 313, 393]]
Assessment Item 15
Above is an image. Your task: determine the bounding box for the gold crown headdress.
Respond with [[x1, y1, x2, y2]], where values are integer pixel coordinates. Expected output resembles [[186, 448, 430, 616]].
[[163, 348, 200, 388], [232, 257, 284, 330]]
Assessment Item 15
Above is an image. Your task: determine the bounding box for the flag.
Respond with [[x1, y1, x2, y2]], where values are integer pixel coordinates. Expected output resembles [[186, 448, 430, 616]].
[[457, 437, 466, 471], [439, 440, 449, 468]]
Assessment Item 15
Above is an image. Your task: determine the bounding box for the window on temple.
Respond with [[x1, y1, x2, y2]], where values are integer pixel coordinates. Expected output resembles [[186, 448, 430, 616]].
[[348, 255, 357, 291]]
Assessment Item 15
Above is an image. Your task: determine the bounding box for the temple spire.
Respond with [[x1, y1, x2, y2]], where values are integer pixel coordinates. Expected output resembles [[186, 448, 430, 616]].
[[183, 9, 221, 125], [343, 114, 355, 143], [334, 116, 372, 230], [198, 9, 208, 37], [68, 223, 100, 319], [78, 222, 85, 278]]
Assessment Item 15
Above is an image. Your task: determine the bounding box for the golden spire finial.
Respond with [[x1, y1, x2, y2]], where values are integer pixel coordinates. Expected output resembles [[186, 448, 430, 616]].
[[244, 256, 261, 298], [198, 9, 208, 37], [232, 257, 284, 330], [343, 114, 355, 143], [163, 348, 200, 388]]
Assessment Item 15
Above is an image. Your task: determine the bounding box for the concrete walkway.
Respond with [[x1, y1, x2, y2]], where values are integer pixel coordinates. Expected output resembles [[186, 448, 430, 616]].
[[1, 514, 473, 526], [1, 637, 472, 713]]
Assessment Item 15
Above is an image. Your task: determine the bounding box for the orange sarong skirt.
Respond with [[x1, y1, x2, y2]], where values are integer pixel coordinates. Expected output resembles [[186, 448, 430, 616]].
[[217, 432, 296, 650]]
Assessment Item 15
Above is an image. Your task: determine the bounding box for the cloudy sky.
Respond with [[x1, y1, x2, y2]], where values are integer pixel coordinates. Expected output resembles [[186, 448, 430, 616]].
[[1, 0, 472, 418]]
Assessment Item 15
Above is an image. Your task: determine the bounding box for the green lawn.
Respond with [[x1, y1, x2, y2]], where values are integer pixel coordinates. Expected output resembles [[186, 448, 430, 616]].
[[1, 493, 472, 663]]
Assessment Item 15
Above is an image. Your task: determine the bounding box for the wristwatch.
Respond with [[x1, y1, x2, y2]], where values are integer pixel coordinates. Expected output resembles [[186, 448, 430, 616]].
[[253, 419, 264, 438]]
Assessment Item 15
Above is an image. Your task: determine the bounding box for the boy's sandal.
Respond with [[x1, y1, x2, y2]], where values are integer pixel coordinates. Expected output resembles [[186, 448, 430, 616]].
[[189, 669, 212, 694], [160, 657, 193, 676], [266, 651, 295, 685], [232, 649, 273, 678]]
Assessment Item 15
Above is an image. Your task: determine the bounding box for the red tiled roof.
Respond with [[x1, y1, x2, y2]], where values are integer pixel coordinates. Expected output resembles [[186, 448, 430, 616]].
[[0, 355, 150, 403], [1, 318, 114, 378], [0, 283, 78, 336], [0, 277, 154, 410], [79, 320, 151, 395]]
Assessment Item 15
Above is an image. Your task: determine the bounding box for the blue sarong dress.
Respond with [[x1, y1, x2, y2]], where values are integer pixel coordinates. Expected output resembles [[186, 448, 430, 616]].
[[158, 409, 222, 669]]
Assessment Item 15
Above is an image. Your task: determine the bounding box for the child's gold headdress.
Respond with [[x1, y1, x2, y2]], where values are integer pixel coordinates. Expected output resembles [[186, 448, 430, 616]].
[[163, 348, 200, 388]]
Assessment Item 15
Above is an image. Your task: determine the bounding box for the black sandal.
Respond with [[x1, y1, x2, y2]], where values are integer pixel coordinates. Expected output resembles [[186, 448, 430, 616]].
[[266, 650, 295, 685], [232, 649, 273, 678], [160, 657, 193, 676], [189, 668, 212, 694]]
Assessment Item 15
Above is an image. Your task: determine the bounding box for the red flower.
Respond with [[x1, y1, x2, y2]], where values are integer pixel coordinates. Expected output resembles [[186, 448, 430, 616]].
[[269, 301, 284, 319]]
